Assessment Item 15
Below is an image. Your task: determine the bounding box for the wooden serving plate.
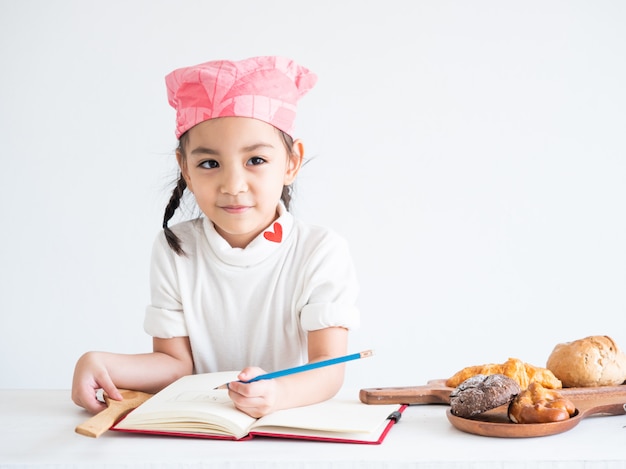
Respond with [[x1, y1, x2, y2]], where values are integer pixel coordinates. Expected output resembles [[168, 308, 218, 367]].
[[447, 395, 626, 438], [360, 380, 626, 437]]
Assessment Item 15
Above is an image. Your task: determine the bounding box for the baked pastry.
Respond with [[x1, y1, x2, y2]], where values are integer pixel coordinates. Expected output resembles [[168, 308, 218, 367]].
[[546, 335, 626, 387], [508, 381, 576, 423], [446, 357, 562, 390], [449, 374, 521, 418]]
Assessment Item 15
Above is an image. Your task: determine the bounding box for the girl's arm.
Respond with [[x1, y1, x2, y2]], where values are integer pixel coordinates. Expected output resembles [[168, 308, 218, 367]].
[[227, 326, 349, 418], [71, 336, 193, 414]]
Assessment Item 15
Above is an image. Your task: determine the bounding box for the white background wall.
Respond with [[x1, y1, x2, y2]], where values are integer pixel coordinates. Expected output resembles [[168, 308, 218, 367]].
[[1, 0, 625, 392]]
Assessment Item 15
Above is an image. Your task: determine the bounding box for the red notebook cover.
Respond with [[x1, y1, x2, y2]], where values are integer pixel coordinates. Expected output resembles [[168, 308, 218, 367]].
[[112, 404, 406, 445]]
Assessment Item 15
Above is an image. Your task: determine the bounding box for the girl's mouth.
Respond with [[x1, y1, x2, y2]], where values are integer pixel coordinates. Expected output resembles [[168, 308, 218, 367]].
[[221, 205, 250, 214]]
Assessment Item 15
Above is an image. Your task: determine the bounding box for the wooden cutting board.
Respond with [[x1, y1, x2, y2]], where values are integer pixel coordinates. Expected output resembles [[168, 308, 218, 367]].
[[359, 380, 626, 405], [360, 380, 626, 437]]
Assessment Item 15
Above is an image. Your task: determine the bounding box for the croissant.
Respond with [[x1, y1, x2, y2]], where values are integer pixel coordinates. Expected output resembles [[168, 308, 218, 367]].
[[446, 357, 562, 389]]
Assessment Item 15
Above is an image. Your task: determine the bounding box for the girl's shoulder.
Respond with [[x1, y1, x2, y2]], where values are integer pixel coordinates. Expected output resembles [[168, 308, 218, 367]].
[[152, 217, 205, 254], [291, 218, 351, 253], [165, 217, 205, 237]]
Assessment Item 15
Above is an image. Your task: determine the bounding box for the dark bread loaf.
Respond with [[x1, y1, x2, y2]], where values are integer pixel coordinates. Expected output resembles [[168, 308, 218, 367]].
[[450, 374, 521, 418]]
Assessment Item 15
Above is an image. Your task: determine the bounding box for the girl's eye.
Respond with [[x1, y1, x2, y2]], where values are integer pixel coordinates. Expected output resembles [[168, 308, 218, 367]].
[[248, 156, 266, 166], [199, 159, 219, 169]]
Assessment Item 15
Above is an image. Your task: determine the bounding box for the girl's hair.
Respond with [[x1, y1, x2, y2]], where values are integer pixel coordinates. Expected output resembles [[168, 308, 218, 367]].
[[162, 129, 296, 256]]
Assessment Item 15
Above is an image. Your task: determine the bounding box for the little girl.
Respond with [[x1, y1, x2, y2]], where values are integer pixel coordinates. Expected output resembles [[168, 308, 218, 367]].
[[72, 56, 360, 418]]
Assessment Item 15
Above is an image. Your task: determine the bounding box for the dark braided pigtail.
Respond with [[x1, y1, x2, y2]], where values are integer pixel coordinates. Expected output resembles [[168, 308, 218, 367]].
[[279, 130, 295, 211], [162, 172, 187, 256], [281, 185, 292, 211]]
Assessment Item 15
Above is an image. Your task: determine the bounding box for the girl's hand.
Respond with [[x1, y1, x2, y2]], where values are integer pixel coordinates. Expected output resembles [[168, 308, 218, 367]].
[[71, 351, 123, 414], [227, 367, 279, 418]]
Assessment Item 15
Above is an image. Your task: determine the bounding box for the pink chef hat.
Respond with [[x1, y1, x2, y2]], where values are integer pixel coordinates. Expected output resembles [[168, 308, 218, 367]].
[[165, 56, 317, 139]]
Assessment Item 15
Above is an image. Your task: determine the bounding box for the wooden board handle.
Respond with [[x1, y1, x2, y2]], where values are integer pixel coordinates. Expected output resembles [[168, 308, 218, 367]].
[[360, 381, 452, 405], [75, 404, 127, 438], [75, 390, 152, 438]]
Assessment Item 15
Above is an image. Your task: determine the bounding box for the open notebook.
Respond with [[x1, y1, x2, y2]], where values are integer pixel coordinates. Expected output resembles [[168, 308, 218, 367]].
[[113, 371, 404, 444]]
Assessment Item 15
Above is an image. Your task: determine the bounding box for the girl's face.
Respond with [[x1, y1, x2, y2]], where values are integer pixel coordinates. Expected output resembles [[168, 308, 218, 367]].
[[178, 117, 303, 248]]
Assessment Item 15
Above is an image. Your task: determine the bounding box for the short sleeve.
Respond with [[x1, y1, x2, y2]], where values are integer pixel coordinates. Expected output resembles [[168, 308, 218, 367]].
[[299, 233, 360, 332], [143, 232, 189, 339], [144, 305, 188, 338]]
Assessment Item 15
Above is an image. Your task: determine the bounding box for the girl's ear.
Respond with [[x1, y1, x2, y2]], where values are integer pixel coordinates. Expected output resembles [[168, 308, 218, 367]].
[[176, 150, 193, 192], [284, 139, 305, 185]]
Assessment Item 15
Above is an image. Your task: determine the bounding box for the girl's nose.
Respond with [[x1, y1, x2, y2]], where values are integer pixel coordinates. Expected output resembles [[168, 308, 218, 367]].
[[220, 166, 248, 195]]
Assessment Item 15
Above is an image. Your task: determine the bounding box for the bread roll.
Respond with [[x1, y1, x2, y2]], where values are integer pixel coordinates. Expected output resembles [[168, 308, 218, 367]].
[[508, 382, 575, 424], [546, 335, 626, 387]]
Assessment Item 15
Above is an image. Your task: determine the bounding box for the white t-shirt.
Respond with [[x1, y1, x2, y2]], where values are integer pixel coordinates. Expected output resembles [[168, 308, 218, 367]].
[[144, 205, 360, 374]]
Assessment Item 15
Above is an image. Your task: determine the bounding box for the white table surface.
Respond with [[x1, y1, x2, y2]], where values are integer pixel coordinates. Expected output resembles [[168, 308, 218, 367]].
[[1, 389, 625, 469]]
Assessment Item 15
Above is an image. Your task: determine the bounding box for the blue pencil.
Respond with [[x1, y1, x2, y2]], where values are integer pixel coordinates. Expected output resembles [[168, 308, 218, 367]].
[[215, 350, 373, 389]]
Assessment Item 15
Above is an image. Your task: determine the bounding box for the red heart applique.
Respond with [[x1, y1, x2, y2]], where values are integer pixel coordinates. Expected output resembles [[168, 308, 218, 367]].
[[263, 222, 283, 243]]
